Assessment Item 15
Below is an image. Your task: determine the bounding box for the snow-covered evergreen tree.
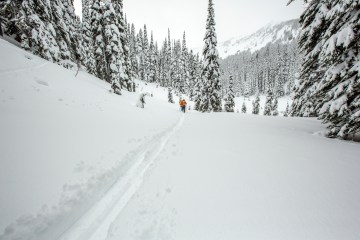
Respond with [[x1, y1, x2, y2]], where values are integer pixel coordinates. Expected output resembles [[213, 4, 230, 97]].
[[181, 32, 190, 94], [51, 0, 81, 69], [165, 29, 173, 87], [194, 73, 203, 111], [224, 76, 235, 112], [114, 0, 133, 92], [157, 38, 167, 87], [290, 0, 330, 118], [60, 0, 82, 66], [252, 94, 260, 115], [264, 90, 274, 116], [102, 0, 122, 93], [91, 1, 106, 81], [154, 42, 161, 84], [74, 15, 84, 68], [18, 0, 60, 62], [241, 102, 247, 113], [284, 102, 290, 117], [0, 2, 8, 36], [193, 54, 202, 100], [172, 40, 184, 96], [129, 23, 139, 80], [81, 0, 96, 74], [142, 24, 150, 82], [0, 15, 3, 36], [198, 0, 222, 112], [168, 88, 174, 104], [148, 32, 157, 83], [188, 51, 197, 100], [316, 0, 360, 138], [0, 1, 21, 39], [1, 0, 82, 69], [272, 97, 279, 116], [137, 28, 144, 80], [289, 0, 360, 139]]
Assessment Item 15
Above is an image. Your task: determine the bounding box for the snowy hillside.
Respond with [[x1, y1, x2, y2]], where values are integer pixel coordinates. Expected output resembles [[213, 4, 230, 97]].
[[0, 39, 181, 239], [1, 38, 360, 240], [218, 19, 300, 58]]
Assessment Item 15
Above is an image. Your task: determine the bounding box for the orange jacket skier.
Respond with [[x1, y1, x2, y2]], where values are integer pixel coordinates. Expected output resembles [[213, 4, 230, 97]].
[[180, 99, 187, 113]]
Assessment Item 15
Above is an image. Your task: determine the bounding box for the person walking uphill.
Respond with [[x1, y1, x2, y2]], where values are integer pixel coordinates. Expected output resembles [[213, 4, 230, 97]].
[[180, 99, 187, 113]]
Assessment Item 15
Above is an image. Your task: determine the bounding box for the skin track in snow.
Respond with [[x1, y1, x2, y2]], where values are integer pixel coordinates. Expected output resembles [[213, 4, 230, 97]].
[[56, 116, 184, 240]]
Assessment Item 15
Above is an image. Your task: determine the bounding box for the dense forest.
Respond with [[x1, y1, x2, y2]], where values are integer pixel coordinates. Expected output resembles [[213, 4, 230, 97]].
[[0, 0, 202, 98], [220, 41, 301, 98]]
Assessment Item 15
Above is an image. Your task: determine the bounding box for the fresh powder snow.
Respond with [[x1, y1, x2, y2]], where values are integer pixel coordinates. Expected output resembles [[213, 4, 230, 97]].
[[1, 33, 360, 240]]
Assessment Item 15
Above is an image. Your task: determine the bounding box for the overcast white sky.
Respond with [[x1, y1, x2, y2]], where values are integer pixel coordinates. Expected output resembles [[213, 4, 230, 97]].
[[73, 0, 305, 49]]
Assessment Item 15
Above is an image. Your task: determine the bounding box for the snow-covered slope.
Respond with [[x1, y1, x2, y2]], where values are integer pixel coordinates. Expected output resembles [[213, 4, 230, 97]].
[[108, 113, 360, 240], [1, 38, 360, 240], [218, 19, 300, 58], [0, 39, 182, 240]]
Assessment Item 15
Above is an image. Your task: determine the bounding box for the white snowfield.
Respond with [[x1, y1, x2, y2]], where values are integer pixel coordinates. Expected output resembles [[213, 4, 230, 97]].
[[0, 39, 360, 240]]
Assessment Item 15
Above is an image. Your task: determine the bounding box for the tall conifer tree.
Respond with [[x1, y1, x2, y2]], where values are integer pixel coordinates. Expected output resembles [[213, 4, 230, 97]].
[[81, 0, 96, 74], [252, 94, 261, 115], [224, 76, 235, 112], [264, 90, 274, 116], [289, 0, 360, 139], [199, 0, 222, 112]]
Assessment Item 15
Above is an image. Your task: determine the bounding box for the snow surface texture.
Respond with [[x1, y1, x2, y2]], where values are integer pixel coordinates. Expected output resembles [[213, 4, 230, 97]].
[[1, 39, 360, 240], [0, 39, 180, 240], [107, 114, 360, 240], [217, 19, 300, 58]]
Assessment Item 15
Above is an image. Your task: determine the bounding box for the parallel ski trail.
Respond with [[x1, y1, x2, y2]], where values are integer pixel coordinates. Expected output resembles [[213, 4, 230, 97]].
[[57, 115, 184, 240]]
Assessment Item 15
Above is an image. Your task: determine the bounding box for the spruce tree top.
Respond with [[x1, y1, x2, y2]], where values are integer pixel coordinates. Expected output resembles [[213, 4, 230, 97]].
[[203, 0, 219, 65]]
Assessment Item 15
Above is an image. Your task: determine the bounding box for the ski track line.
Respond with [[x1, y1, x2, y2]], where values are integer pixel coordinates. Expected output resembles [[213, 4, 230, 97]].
[[56, 115, 185, 240], [0, 62, 49, 76]]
